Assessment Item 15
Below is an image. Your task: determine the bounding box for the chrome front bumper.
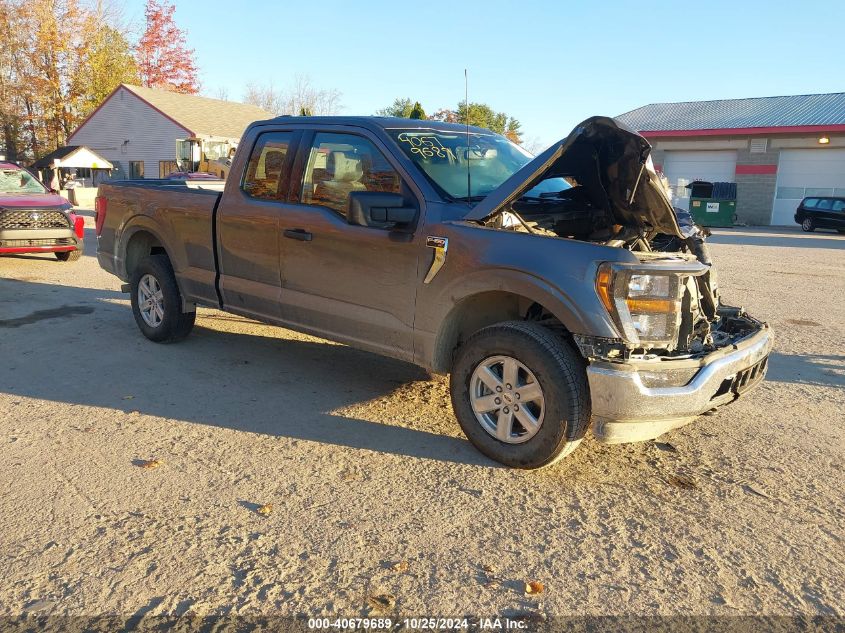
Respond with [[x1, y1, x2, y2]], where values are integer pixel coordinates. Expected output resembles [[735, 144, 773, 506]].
[[587, 326, 773, 444]]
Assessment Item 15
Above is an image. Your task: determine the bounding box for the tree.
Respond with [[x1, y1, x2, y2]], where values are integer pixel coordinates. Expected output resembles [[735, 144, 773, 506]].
[[299, 106, 312, 116], [136, 0, 199, 94], [244, 75, 340, 116], [73, 16, 139, 117], [375, 98, 413, 118], [409, 101, 426, 120], [457, 101, 522, 144]]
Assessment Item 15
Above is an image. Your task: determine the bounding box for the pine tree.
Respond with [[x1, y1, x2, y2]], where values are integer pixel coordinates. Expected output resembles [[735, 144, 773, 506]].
[[409, 102, 426, 120]]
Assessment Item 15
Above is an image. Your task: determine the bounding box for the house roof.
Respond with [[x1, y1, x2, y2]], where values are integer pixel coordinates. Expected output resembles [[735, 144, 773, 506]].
[[121, 84, 274, 139], [70, 84, 274, 141], [617, 92, 845, 135], [31, 146, 113, 170]]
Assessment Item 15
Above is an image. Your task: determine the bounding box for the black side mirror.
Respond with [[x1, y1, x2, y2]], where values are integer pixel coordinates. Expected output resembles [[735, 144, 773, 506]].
[[347, 191, 416, 228]]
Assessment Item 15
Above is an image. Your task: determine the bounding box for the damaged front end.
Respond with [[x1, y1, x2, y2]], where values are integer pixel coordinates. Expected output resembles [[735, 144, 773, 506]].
[[466, 117, 773, 441]]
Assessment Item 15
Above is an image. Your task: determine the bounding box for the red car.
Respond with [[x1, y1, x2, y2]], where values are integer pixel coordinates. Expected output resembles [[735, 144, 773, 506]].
[[0, 161, 84, 261]]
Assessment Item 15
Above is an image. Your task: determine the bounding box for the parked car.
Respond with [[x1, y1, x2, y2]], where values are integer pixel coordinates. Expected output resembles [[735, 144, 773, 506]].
[[0, 161, 84, 261], [794, 195, 845, 233], [94, 116, 772, 469]]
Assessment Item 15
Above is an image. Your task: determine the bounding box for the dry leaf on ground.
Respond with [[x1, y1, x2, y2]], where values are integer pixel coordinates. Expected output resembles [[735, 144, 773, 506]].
[[525, 581, 544, 595], [256, 503, 273, 517], [667, 474, 698, 490], [367, 594, 396, 610], [390, 561, 408, 572], [136, 459, 162, 470]]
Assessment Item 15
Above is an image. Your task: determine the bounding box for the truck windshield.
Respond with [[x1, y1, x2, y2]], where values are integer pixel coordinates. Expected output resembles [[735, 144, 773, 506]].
[[387, 129, 539, 200], [0, 167, 47, 194]]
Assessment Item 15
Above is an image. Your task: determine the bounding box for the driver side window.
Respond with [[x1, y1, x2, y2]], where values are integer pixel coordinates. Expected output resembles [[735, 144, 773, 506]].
[[300, 133, 401, 216]]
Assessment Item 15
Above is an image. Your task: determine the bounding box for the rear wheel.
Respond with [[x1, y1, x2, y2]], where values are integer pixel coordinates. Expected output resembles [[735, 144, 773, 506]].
[[55, 249, 81, 262], [801, 217, 815, 232], [450, 321, 591, 469], [130, 254, 196, 343]]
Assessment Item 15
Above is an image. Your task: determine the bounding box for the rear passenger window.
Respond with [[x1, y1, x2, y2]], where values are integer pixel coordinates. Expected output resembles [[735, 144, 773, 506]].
[[300, 133, 401, 216], [817, 199, 833, 210], [803, 198, 819, 208], [832, 200, 845, 211], [242, 132, 294, 201]]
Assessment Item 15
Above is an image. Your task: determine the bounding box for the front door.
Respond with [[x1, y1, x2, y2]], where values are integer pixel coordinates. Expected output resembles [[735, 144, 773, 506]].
[[216, 129, 299, 321], [277, 130, 422, 361]]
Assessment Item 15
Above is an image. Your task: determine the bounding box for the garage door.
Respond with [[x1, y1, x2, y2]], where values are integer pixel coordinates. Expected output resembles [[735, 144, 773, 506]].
[[771, 148, 845, 225], [662, 151, 737, 211]]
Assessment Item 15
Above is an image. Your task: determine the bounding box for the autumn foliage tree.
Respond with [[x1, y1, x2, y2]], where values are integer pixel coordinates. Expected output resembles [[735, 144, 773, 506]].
[[136, 0, 199, 94]]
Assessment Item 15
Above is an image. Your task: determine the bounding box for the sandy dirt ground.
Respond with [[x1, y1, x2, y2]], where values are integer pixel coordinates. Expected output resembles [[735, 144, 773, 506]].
[[0, 214, 843, 622]]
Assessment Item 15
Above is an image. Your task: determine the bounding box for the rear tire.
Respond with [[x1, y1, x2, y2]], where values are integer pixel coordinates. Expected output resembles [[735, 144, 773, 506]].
[[449, 321, 591, 469], [801, 217, 815, 232], [55, 249, 81, 262], [129, 254, 196, 343]]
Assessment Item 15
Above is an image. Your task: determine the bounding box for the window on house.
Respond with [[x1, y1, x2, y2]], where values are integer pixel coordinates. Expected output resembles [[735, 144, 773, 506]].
[[241, 131, 294, 201], [300, 133, 401, 216], [129, 161, 144, 179]]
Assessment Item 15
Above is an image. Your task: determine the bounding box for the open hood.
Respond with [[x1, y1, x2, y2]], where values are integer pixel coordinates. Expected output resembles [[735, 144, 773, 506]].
[[464, 116, 683, 238]]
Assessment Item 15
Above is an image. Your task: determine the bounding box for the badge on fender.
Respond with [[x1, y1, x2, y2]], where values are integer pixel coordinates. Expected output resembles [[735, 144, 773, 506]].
[[423, 236, 448, 284]]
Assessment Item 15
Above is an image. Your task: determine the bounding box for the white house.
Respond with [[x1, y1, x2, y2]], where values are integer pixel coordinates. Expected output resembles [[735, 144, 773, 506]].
[[67, 84, 273, 179]]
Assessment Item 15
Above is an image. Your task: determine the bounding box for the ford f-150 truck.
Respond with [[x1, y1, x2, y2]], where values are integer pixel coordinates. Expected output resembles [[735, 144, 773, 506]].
[[95, 116, 772, 469], [0, 161, 85, 261]]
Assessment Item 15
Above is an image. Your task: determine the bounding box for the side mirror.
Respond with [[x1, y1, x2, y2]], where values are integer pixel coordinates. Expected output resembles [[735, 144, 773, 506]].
[[348, 191, 416, 228]]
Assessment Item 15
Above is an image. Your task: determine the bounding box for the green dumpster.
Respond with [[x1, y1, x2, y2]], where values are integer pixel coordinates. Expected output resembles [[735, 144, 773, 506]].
[[687, 181, 737, 227]]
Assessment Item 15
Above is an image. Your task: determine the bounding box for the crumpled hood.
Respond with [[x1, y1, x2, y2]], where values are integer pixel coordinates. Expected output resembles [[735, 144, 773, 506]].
[[464, 116, 682, 237]]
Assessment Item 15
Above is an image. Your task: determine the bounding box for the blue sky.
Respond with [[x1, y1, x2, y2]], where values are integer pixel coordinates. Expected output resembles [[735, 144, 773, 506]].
[[122, 0, 844, 148]]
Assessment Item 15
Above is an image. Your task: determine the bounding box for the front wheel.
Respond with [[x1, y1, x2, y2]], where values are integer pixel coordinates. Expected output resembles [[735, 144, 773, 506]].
[[129, 254, 196, 343], [802, 217, 815, 232], [55, 249, 81, 262], [450, 321, 591, 469]]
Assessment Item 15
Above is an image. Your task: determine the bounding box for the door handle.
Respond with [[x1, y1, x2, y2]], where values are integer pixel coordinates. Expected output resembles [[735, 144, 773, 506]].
[[283, 228, 312, 241]]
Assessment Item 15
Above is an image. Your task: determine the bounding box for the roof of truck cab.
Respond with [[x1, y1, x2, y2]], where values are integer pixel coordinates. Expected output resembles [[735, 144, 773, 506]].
[[252, 116, 494, 135]]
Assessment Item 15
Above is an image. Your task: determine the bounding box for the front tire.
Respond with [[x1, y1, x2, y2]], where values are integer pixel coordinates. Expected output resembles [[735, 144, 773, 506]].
[[801, 217, 815, 232], [129, 254, 196, 343], [450, 321, 591, 469], [55, 249, 81, 262]]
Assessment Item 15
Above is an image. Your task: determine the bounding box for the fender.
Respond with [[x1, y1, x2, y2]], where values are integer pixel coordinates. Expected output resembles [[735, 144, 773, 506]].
[[421, 267, 621, 372], [115, 216, 189, 298]]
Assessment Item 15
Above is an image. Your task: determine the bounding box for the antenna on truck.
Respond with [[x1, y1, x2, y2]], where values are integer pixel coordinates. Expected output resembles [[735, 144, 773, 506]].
[[465, 68, 471, 203]]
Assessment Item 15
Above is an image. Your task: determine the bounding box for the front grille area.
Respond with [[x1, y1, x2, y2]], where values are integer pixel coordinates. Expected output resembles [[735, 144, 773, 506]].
[[712, 355, 769, 400], [0, 209, 70, 230], [1, 237, 74, 247], [733, 356, 769, 394]]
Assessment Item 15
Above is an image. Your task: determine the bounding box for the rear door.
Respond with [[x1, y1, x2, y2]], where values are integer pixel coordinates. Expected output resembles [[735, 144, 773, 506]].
[[216, 129, 301, 320], [277, 128, 423, 361]]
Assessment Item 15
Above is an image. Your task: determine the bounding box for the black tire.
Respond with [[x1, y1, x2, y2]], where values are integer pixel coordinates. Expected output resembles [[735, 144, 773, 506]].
[[450, 321, 591, 469], [801, 217, 815, 232], [55, 249, 82, 262], [129, 254, 196, 343]]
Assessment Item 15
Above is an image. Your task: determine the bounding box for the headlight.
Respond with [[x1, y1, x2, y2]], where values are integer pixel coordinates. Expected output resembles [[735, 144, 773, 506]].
[[596, 264, 699, 349]]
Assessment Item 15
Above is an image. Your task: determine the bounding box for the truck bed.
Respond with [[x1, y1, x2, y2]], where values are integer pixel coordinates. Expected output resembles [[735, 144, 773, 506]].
[[96, 180, 225, 307]]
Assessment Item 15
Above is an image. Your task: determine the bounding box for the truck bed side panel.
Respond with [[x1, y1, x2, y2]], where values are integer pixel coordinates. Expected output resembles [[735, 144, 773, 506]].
[[98, 182, 221, 306]]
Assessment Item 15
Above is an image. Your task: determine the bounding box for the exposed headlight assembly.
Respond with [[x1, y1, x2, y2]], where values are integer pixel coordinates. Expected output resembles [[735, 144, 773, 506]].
[[596, 260, 708, 349]]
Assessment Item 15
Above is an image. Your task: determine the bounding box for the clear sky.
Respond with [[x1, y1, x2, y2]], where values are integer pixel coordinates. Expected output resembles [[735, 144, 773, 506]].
[[122, 0, 844, 149]]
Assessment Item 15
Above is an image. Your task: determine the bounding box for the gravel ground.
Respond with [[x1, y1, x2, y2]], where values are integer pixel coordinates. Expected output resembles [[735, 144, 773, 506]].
[[0, 214, 843, 622]]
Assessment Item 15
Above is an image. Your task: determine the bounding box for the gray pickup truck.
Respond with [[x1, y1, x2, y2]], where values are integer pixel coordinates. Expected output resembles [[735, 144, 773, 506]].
[[95, 115, 772, 469]]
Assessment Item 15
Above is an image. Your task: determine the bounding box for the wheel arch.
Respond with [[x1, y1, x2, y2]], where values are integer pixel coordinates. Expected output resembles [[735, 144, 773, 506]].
[[430, 288, 578, 374]]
